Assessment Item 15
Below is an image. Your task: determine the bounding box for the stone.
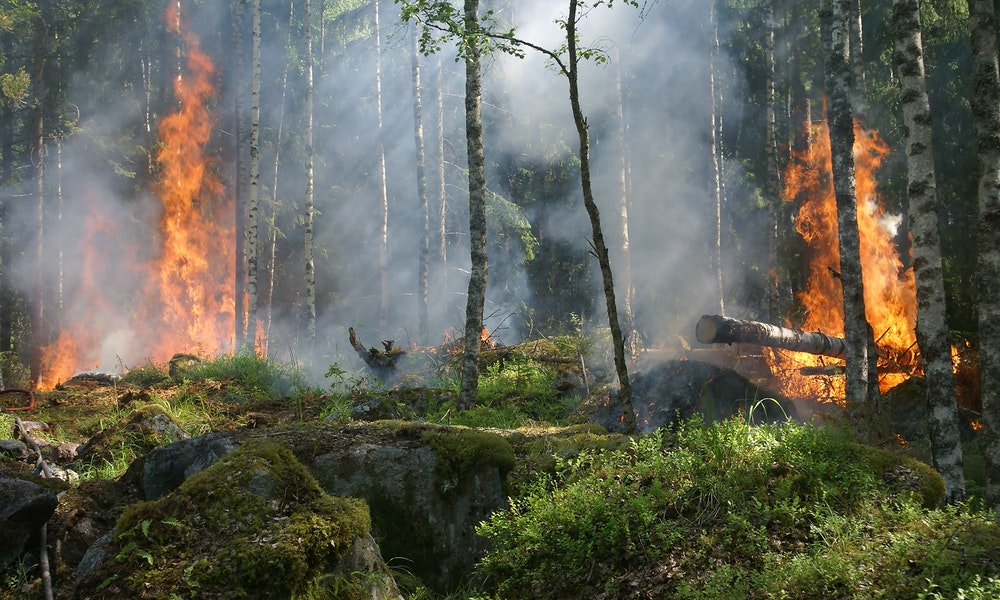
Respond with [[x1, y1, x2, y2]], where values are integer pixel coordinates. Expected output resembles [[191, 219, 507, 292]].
[[0, 475, 58, 571]]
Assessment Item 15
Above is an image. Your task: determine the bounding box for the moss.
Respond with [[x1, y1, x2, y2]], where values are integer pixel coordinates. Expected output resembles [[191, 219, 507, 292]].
[[419, 425, 515, 496], [858, 444, 946, 508], [502, 424, 627, 493], [78, 438, 370, 598]]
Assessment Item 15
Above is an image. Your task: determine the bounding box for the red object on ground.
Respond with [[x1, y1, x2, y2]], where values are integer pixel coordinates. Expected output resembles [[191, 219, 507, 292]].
[[0, 388, 35, 411]]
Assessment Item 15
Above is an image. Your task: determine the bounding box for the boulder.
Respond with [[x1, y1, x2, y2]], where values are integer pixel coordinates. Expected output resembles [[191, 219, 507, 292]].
[[128, 422, 514, 594], [0, 475, 58, 571], [74, 439, 400, 599], [583, 359, 796, 433]]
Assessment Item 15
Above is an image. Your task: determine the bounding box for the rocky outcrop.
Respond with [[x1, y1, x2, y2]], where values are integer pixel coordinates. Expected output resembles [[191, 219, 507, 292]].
[[74, 438, 400, 599], [134, 422, 515, 593]]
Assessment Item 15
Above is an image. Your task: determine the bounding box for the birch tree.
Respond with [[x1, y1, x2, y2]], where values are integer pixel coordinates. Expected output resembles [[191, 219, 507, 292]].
[[375, 0, 389, 329], [304, 0, 317, 342], [245, 0, 262, 352], [822, 0, 880, 438], [967, 0, 1000, 514], [233, 0, 248, 348], [892, 0, 965, 503], [411, 27, 431, 343]]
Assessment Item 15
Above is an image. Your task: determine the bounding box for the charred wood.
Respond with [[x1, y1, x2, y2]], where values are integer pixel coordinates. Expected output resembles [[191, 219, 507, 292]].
[[349, 327, 406, 378]]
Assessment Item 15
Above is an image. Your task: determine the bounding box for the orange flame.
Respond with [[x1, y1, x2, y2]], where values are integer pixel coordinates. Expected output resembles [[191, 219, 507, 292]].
[[769, 118, 918, 400], [36, 5, 233, 388]]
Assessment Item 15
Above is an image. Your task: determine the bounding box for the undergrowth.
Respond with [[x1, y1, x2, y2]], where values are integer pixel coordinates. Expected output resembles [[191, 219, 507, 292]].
[[473, 417, 999, 599]]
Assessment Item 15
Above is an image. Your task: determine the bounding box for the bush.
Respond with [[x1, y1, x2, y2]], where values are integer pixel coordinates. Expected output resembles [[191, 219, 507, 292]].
[[475, 417, 998, 599]]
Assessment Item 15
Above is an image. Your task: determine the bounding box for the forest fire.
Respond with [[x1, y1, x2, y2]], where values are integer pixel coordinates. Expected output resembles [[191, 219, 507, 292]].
[[36, 5, 233, 389], [767, 119, 918, 401]]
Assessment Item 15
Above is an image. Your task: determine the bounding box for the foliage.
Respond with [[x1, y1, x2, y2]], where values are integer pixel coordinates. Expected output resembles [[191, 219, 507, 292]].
[[475, 417, 997, 599]]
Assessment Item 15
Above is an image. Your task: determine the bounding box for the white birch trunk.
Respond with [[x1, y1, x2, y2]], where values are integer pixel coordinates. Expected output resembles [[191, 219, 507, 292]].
[[892, 0, 965, 502]]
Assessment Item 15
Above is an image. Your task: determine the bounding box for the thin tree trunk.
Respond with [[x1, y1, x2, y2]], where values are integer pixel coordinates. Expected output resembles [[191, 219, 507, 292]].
[[709, 0, 725, 317], [849, 0, 866, 110], [892, 0, 965, 502], [566, 0, 635, 432], [967, 0, 1000, 514], [245, 0, 262, 352], [411, 28, 430, 343], [765, 0, 782, 320], [611, 47, 636, 356], [375, 0, 389, 329], [436, 54, 448, 283], [265, 0, 295, 348], [30, 2, 46, 383], [304, 0, 317, 342], [823, 0, 880, 438], [233, 0, 248, 349], [459, 0, 488, 411]]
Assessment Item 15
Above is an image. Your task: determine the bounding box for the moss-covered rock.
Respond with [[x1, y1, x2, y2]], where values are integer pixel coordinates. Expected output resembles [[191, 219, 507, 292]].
[[74, 439, 381, 599]]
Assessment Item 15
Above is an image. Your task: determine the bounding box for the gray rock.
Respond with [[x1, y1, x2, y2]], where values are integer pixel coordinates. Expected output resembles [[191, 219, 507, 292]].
[[0, 439, 29, 461], [139, 432, 237, 500], [0, 475, 58, 571]]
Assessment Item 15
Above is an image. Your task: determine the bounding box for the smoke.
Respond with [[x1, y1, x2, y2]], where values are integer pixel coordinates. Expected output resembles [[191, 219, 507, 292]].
[[6, 0, 754, 386]]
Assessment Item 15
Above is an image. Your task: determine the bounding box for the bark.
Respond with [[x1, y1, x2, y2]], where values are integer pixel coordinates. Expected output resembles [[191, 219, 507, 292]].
[[709, 0, 725, 316], [764, 0, 782, 320], [245, 0, 262, 352], [349, 327, 405, 379], [892, 0, 965, 502], [30, 1, 46, 383], [375, 0, 389, 329], [265, 0, 295, 348], [967, 0, 1000, 514], [696, 314, 847, 358], [848, 0, 866, 108], [233, 0, 248, 349], [458, 0, 488, 411], [411, 28, 430, 344], [566, 0, 635, 432], [823, 0, 880, 437], [611, 47, 636, 356], [436, 54, 448, 275], [304, 0, 317, 341]]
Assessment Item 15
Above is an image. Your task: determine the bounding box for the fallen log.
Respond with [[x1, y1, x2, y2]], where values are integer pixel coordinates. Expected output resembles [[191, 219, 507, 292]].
[[696, 314, 847, 359]]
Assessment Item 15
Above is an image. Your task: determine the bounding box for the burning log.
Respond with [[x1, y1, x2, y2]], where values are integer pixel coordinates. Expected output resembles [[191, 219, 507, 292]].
[[696, 314, 847, 359]]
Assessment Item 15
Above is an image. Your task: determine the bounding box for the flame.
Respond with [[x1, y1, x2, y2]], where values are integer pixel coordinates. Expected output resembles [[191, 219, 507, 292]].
[[36, 5, 233, 389], [769, 118, 918, 400]]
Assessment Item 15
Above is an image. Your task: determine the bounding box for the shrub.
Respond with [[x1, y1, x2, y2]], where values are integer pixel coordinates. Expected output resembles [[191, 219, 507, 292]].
[[475, 417, 997, 599]]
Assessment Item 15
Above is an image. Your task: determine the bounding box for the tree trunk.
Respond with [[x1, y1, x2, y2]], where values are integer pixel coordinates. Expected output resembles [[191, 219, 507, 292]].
[[967, 0, 1000, 514], [892, 0, 965, 503], [709, 0, 725, 316], [566, 0, 635, 433], [822, 0, 880, 438], [696, 314, 847, 358], [304, 0, 317, 342], [245, 0, 262, 352], [30, 1, 46, 384], [458, 0, 488, 411], [436, 54, 448, 280], [765, 0, 782, 320], [611, 47, 636, 356], [411, 27, 430, 344], [375, 0, 389, 329], [849, 0, 866, 109], [233, 0, 248, 349], [265, 0, 295, 349]]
